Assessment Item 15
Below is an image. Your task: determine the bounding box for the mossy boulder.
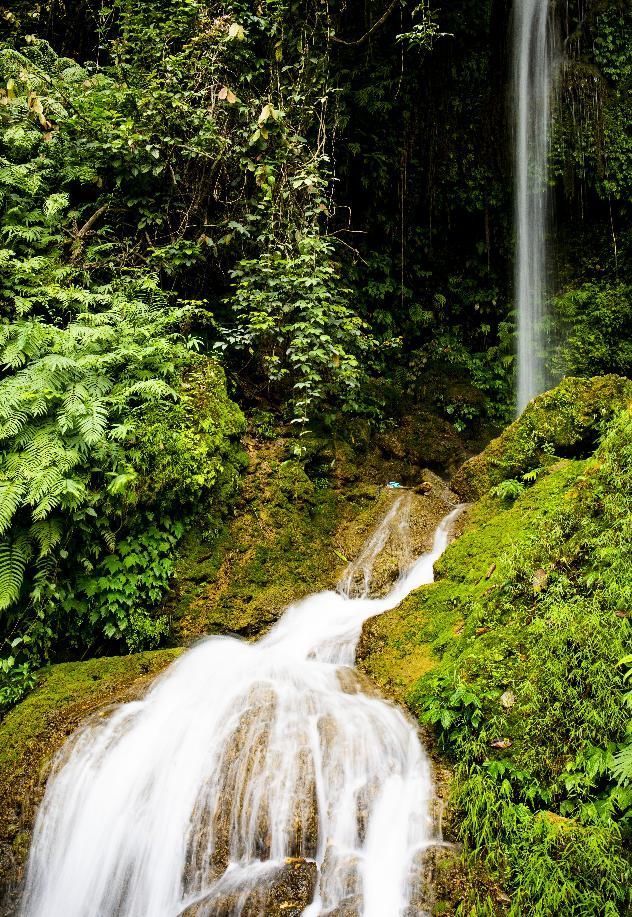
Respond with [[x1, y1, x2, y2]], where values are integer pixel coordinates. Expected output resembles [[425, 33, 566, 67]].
[[0, 649, 181, 905], [452, 375, 632, 500], [376, 411, 470, 478], [168, 431, 461, 642], [357, 458, 592, 701]]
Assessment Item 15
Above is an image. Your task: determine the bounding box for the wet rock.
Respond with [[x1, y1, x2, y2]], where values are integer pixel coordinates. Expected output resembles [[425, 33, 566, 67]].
[[184, 680, 320, 886], [321, 900, 362, 917], [452, 375, 632, 500], [319, 845, 362, 915], [375, 412, 468, 477], [179, 857, 317, 917], [405, 843, 456, 916], [336, 667, 379, 698]]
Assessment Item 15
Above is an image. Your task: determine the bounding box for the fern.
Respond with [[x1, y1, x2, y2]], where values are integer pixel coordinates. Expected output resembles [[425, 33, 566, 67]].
[[0, 479, 26, 535], [0, 535, 31, 611], [0, 296, 190, 615], [612, 742, 632, 783], [30, 518, 63, 557]]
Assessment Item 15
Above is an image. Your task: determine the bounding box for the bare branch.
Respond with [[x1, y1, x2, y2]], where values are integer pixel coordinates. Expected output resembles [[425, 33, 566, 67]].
[[330, 0, 400, 47]]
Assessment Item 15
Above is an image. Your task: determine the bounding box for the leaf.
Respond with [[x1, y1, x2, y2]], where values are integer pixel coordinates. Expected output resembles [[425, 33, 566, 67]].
[[107, 471, 138, 495], [258, 103, 274, 125], [0, 535, 30, 611], [228, 22, 245, 40]]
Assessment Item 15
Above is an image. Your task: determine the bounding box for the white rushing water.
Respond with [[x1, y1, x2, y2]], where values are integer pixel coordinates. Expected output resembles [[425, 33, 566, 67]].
[[21, 497, 464, 917], [514, 0, 556, 412]]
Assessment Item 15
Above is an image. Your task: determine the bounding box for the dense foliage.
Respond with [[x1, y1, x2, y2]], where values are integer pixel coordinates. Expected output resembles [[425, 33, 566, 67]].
[[0, 0, 630, 909], [0, 31, 249, 704]]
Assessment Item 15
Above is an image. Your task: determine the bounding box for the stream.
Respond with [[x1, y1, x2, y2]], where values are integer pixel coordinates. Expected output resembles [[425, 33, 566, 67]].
[[21, 497, 465, 917]]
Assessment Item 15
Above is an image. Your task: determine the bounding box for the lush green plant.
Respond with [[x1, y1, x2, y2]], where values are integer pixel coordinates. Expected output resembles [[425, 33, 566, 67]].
[[489, 479, 524, 502], [551, 283, 632, 380], [0, 29, 254, 707], [224, 236, 373, 426], [0, 295, 188, 611]]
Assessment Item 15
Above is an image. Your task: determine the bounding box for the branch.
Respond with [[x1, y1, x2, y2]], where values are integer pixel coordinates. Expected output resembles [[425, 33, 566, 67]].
[[75, 204, 109, 241], [330, 0, 400, 47]]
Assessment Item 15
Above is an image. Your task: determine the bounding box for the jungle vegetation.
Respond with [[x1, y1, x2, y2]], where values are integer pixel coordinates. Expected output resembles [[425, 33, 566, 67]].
[[0, 0, 630, 912]]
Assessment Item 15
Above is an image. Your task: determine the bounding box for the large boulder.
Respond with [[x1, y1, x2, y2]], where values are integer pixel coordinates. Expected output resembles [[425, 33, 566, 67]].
[[452, 375, 632, 500]]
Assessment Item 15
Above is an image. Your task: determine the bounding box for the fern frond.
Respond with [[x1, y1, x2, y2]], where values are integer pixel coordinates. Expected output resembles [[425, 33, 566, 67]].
[[0, 478, 26, 535], [613, 742, 632, 784], [30, 518, 63, 557], [77, 399, 109, 445], [0, 534, 31, 611], [119, 379, 178, 402]]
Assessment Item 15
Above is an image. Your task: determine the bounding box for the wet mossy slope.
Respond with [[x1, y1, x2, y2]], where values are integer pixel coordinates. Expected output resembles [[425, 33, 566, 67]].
[[359, 375, 632, 915], [358, 458, 588, 702], [168, 425, 467, 642]]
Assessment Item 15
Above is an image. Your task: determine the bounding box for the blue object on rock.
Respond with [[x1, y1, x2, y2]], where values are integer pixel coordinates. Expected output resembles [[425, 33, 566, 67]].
[[387, 481, 403, 488]]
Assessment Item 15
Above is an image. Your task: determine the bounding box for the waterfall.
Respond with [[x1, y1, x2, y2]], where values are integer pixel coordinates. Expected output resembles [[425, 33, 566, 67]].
[[514, 0, 556, 412], [21, 497, 465, 917]]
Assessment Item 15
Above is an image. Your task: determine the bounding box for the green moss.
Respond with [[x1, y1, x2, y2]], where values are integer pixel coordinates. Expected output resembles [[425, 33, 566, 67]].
[[439, 459, 588, 585], [358, 459, 587, 699], [359, 579, 467, 700], [452, 375, 632, 500], [169, 438, 378, 641], [0, 650, 180, 774], [361, 398, 632, 913]]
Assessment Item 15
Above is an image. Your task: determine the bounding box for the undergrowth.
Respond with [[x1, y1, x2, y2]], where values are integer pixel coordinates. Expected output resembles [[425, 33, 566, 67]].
[[407, 398, 632, 914]]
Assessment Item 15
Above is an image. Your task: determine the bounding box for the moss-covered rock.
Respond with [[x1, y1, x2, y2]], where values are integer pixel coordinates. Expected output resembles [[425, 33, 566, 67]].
[[357, 459, 587, 701], [167, 437, 347, 641], [168, 426, 463, 642], [360, 402, 632, 914], [452, 375, 632, 500], [0, 649, 181, 904], [376, 411, 471, 478]]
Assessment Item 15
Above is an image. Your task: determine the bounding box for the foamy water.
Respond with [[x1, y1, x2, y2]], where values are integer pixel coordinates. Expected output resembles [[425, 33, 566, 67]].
[[21, 498, 464, 917]]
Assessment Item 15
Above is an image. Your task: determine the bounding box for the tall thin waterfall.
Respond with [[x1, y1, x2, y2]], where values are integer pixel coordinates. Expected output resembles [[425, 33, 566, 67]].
[[514, 0, 556, 412], [21, 498, 465, 917]]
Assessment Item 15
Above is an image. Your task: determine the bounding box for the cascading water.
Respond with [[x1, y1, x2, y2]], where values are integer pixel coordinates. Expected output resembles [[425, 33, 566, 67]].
[[514, 0, 557, 412], [21, 497, 465, 917]]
